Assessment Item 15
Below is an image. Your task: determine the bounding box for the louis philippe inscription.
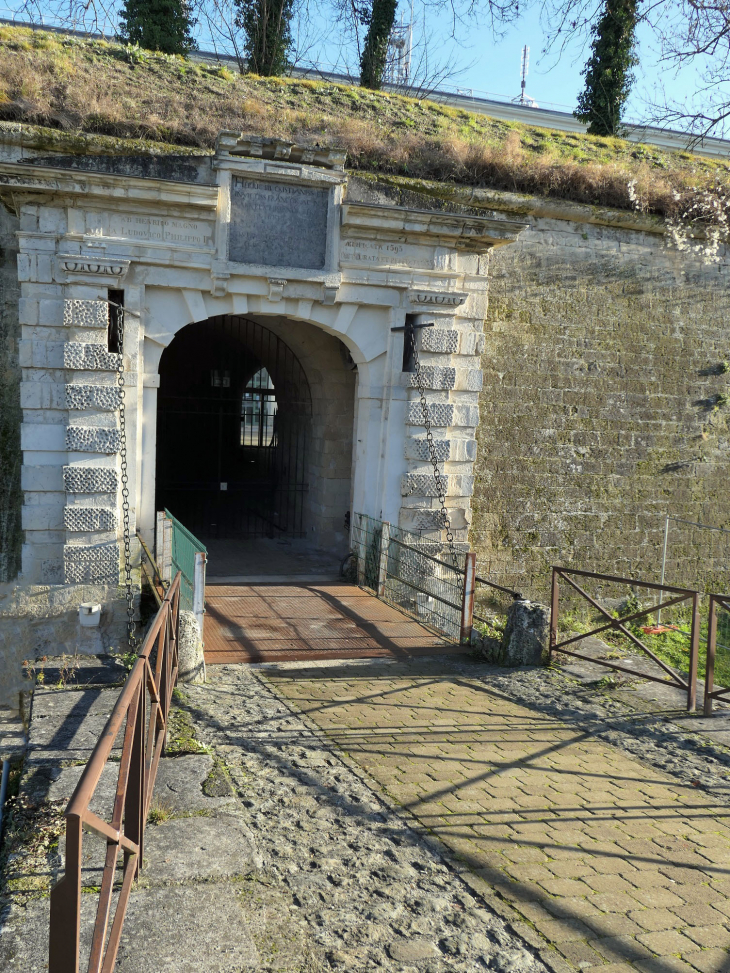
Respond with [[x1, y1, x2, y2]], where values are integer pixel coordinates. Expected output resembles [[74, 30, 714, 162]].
[[229, 177, 328, 270]]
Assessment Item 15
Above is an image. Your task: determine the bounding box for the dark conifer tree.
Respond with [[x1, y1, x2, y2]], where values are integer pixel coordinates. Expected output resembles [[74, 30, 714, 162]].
[[119, 0, 194, 55], [235, 0, 294, 76], [360, 0, 398, 89], [575, 0, 639, 136]]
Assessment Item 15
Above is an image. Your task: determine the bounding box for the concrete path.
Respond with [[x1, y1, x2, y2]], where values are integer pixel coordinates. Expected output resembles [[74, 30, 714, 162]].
[[267, 656, 730, 973], [204, 582, 453, 663]]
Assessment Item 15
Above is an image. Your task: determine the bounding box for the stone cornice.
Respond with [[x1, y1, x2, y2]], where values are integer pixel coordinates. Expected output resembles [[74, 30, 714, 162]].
[[216, 132, 347, 171], [340, 201, 527, 252], [0, 162, 217, 216]]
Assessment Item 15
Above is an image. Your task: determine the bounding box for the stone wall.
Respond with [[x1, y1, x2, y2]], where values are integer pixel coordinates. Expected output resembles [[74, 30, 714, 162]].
[[0, 201, 21, 582], [472, 215, 730, 600]]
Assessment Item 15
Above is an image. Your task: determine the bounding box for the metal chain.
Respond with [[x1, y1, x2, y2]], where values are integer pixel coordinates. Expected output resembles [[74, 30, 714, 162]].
[[112, 302, 138, 650], [409, 326, 459, 567]]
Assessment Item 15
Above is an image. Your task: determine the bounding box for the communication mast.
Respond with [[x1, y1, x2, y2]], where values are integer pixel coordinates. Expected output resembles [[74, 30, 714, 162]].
[[512, 45, 538, 108], [385, 2, 413, 86]]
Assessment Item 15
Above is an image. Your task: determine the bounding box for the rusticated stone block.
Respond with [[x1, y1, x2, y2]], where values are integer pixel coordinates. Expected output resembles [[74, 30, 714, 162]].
[[406, 438, 451, 462], [63, 466, 118, 493], [63, 506, 117, 532], [408, 366, 456, 390], [63, 542, 119, 584], [420, 329, 459, 354], [65, 426, 120, 454], [63, 300, 107, 330], [65, 384, 121, 411], [406, 402, 454, 427], [63, 342, 120, 371], [401, 472, 448, 497]]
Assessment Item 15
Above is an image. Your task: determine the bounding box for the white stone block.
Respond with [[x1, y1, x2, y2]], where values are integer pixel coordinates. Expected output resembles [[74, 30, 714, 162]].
[[405, 438, 451, 462], [64, 542, 119, 584], [18, 298, 39, 325], [401, 472, 449, 497], [63, 466, 118, 493], [22, 503, 64, 530], [64, 506, 118, 531], [65, 426, 121, 454], [65, 384, 121, 411], [420, 329, 459, 354], [64, 300, 108, 329], [21, 423, 65, 451], [39, 299, 65, 327], [408, 366, 456, 390], [64, 343, 120, 371], [22, 465, 65, 491], [20, 382, 65, 410], [406, 402, 454, 427]]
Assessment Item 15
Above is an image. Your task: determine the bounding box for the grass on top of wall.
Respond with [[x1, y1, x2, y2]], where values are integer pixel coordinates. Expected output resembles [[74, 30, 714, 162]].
[[0, 24, 729, 217]]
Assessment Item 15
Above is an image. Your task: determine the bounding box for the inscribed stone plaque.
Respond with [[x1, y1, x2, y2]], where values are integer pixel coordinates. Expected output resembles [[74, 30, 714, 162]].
[[229, 177, 328, 269]]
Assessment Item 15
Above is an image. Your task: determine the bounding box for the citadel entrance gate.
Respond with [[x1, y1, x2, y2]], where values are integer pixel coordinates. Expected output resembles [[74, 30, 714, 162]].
[[155, 315, 312, 540]]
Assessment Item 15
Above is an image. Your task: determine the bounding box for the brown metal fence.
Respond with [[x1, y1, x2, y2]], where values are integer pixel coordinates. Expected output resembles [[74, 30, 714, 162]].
[[49, 572, 181, 973], [704, 593, 730, 714], [549, 567, 700, 711]]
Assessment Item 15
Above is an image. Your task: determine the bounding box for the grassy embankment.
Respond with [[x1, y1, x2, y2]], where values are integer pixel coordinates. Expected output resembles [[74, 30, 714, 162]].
[[0, 25, 729, 215]]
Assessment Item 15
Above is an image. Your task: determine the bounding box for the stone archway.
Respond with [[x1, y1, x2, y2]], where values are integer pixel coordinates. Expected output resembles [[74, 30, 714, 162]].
[[155, 314, 357, 553]]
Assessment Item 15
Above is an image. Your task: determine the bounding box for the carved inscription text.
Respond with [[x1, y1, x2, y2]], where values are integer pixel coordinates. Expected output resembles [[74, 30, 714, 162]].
[[229, 177, 328, 270]]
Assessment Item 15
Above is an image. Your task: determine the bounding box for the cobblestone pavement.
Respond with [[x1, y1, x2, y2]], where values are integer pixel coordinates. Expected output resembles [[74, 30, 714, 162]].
[[1, 659, 546, 973], [266, 656, 730, 973]]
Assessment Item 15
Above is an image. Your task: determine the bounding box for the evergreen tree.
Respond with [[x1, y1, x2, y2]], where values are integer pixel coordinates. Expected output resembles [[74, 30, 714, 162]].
[[235, 0, 294, 76], [575, 0, 639, 136], [360, 0, 398, 89], [119, 0, 194, 55]]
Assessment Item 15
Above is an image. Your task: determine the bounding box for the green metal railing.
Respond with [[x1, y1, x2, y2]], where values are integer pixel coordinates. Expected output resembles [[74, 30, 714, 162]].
[[164, 509, 207, 615]]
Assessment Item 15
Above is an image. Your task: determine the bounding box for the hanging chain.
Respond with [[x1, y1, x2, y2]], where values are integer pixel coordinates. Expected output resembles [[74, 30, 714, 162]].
[[408, 325, 459, 567], [112, 301, 138, 650]]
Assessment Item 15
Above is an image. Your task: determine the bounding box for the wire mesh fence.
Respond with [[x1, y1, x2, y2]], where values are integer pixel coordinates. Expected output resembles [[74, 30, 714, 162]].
[[351, 512, 466, 641]]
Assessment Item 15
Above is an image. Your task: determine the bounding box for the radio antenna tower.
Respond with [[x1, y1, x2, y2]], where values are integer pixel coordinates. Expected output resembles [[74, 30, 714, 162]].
[[384, 1, 413, 86], [512, 45, 538, 108]]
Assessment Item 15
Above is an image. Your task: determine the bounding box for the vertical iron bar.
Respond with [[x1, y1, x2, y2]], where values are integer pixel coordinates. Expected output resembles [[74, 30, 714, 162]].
[[704, 595, 719, 715], [549, 568, 559, 664], [688, 591, 700, 712], [124, 677, 145, 878], [49, 814, 83, 973], [460, 552, 476, 645], [377, 522, 390, 598], [658, 514, 670, 625]]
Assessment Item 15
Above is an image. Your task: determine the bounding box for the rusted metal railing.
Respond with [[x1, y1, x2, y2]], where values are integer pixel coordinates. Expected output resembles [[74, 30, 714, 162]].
[[704, 593, 730, 714], [49, 572, 181, 973], [549, 567, 700, 711]]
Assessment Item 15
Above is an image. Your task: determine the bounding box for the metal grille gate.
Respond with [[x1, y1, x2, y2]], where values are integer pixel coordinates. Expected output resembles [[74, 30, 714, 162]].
[[156, 316, 312, 539]]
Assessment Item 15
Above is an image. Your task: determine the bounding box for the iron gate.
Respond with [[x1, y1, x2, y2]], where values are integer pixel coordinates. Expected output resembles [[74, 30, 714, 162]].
[[156, 316, 311, 539]]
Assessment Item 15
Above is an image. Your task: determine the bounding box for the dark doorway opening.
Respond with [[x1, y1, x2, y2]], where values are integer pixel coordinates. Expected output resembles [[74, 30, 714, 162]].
[[156, 316, 312, 539]]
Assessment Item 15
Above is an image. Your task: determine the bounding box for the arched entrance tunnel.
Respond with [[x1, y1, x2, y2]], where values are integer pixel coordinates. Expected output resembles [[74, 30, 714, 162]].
[[156, 315, 356, 557]]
